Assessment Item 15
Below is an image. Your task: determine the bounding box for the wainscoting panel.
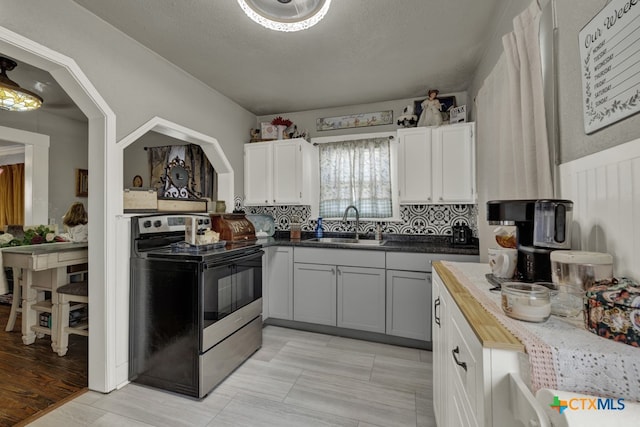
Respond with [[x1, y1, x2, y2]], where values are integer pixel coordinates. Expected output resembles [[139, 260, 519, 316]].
[[560, 137, 640, 279]]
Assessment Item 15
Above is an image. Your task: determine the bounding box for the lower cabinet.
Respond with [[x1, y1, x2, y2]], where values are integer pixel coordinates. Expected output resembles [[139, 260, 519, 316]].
[[433, 268, 484, 426], [293, 263, 336, 325], [337, 266, 386, 333], [386, 270, 431, 341], [265, 246, 294, 320], [433, 264, 548, 427], [293, 263, 386, 332]]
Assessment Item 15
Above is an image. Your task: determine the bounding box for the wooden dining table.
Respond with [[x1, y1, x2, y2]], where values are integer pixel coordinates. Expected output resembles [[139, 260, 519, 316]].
[[1, 242, 88, 351]]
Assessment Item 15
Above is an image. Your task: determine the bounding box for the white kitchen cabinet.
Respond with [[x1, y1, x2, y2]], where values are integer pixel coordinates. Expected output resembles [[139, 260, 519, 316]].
[[337, 266, 386, 333], [397, 127, 433, 203], [293, 262, 336, 326], [397, 122, 476, 204], [432, 263, 548, 427], [433, 122, 476, 203], [244, 138, 318, 207], [431, 275, 448, 427], [264, 246, 293, 321], [386, 269, 431, 341]]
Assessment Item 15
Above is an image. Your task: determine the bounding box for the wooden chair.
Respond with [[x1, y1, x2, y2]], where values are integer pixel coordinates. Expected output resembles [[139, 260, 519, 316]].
[[55, 280, 88, 356]]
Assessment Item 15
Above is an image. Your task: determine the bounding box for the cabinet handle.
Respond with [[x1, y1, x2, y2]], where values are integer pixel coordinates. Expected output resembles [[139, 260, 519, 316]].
[[434, 297, 441, 327], [331, 268, 335, 275], [439, 197, 443, 201], [337, 267, 341, 275], [452, 346, 467, 372], [427, 197, 431, 202], [265, 200, 268, 203]]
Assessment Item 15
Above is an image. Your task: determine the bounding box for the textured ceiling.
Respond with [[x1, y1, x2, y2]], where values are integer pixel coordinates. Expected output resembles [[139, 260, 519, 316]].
[[70, 0, 502, 116], [3, 1, 503, 120]]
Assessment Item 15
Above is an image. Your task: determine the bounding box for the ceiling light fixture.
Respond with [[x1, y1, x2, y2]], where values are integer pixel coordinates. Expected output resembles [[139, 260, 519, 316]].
[[0, 56, 43, 112], [237, 0, 331, 32]]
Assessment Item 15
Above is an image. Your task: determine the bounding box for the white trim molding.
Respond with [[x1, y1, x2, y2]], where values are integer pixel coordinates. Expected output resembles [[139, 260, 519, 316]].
[[0, 25, 117, 393]]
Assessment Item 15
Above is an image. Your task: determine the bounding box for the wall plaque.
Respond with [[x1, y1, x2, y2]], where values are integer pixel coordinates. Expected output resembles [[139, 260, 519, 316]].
[[579, 0, 640, 134]]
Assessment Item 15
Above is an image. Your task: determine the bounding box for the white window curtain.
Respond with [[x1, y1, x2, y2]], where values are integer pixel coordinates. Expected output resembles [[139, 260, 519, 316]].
[[319, 137, 392, 218], [476, 0, 553, 259]]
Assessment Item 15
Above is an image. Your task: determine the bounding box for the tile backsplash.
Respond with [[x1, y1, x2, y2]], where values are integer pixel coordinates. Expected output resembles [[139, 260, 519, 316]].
[[234, 196, 477, 236]]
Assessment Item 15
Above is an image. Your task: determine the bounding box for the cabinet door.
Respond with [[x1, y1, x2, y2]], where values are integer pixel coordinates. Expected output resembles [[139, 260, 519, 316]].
[[266, 247, 293, 320], [432, 275, 447, 427], [432, 123, 475, 203], [398, 127, 433, 203], [386, 270, 431, 341], [337, 266, 386, 333], [273, 141, 301, 204], [244, 143, 273, 205], [293, 263, 336, 326]]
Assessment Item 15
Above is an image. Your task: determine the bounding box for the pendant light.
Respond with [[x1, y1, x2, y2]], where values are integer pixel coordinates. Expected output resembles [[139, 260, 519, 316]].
[[0, 56, 43, 112], [237, 0, 331, 32]]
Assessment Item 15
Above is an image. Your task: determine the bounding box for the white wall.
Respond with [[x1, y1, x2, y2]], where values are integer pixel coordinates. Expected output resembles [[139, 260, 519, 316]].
[[468, 0, 640, 164], [0, 111, 88, 223], [0, 0, 255, 194], [256, 92, 468, 140]]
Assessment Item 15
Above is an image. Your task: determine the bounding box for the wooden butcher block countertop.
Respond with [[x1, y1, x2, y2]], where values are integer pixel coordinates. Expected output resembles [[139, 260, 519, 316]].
[[433, 261, 525, 352]]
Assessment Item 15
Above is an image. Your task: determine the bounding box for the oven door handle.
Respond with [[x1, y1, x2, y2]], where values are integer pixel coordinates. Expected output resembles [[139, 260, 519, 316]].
[[203, 250, 263, 269]]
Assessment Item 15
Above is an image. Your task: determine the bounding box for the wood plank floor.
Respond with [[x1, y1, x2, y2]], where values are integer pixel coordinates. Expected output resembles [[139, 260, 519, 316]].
[[27, 325, 436, 427], [0, 304, 88, 427]]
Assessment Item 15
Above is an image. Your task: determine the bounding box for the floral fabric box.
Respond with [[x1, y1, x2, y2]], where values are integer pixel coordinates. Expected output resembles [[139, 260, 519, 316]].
[[585, 277, 640, 348], [260, 122, 278, 140]]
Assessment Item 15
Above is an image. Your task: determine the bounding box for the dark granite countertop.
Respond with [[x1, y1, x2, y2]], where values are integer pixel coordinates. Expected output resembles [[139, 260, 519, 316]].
[[257, 231, 479, 256]]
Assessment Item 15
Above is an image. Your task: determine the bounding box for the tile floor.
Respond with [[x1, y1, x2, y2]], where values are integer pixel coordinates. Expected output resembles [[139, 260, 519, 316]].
[[28, 326, 435, 427]]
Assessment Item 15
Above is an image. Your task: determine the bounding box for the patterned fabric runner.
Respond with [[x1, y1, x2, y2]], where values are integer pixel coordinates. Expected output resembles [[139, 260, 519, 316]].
[[442, 262, 640, 402]]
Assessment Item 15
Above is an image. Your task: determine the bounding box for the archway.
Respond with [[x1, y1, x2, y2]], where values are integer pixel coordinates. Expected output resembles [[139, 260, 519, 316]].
[[0, 26, 117, 392]]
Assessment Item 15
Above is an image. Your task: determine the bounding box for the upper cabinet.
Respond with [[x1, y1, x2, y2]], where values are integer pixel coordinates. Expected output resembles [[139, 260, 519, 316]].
[[244, 138, 318, 207], [397, 123, 476, 204]]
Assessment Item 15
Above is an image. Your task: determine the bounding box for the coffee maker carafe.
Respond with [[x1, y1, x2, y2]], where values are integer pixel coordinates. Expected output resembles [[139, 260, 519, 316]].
[[487, 199, 573, 282]]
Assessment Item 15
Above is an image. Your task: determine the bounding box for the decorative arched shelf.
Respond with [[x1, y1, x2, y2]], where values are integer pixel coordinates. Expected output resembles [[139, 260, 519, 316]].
[[116, 117, 234, 210]]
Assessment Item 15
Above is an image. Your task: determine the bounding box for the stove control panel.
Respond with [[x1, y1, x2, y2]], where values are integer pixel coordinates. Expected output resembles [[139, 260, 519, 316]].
[[136, 214, 210, 234]]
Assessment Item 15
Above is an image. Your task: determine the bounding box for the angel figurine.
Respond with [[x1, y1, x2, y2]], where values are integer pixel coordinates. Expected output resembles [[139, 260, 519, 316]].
[[417, 89, 443, 127]]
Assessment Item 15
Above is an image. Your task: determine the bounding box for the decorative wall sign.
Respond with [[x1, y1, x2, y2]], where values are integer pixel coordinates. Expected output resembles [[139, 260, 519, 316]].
[[579, 0, 640, 134], [317, 110, 393, 131]]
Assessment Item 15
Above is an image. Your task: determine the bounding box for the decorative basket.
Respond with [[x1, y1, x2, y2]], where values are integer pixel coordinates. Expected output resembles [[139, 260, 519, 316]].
[[585, 277, 640, 347]]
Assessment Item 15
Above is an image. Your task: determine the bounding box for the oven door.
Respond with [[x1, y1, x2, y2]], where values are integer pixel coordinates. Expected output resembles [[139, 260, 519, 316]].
[[201, 249, 263, 351]]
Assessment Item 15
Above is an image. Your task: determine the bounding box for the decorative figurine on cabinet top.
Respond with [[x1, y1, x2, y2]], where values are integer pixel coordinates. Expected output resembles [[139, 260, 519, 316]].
[[417, 89, 443, 127]]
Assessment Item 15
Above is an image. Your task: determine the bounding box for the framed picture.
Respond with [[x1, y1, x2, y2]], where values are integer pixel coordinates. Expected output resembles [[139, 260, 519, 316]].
[[414, 96, 457, 123], [317, 110, 393, 131], [76, 168, 88, 197]]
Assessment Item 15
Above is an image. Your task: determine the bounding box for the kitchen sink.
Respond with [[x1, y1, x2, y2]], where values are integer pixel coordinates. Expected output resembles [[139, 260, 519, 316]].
[[306, 237, 386, 246]]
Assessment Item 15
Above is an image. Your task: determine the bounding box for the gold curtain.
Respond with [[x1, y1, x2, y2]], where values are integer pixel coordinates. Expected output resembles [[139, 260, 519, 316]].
[[0, 163, 25, 228]]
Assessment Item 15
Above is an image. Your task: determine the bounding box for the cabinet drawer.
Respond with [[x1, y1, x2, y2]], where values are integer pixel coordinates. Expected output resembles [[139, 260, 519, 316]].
[[386, 252, 430, 272], [449, 304, 483, 422], [294, 247, 384, 268]]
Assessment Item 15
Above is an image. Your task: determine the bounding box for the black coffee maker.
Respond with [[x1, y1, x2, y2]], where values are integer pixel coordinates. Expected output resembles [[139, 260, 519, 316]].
[[487, 199, 573, 282]]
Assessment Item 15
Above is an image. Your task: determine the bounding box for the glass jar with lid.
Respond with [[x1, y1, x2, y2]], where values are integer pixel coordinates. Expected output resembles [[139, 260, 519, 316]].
[[501, 283, 551, 322]]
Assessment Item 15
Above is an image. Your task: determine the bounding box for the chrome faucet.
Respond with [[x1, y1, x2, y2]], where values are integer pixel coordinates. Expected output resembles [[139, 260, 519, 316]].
[[342, 205, 360, 240]]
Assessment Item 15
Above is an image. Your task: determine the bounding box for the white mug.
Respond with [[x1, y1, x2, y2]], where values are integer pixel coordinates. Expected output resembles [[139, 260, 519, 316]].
[[488, 248, 518, 278]]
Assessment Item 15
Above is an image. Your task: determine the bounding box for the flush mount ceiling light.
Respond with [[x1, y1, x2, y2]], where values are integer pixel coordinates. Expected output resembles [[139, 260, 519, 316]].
[[0, 56, 43, 112], [237, 0, 331, 32]]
